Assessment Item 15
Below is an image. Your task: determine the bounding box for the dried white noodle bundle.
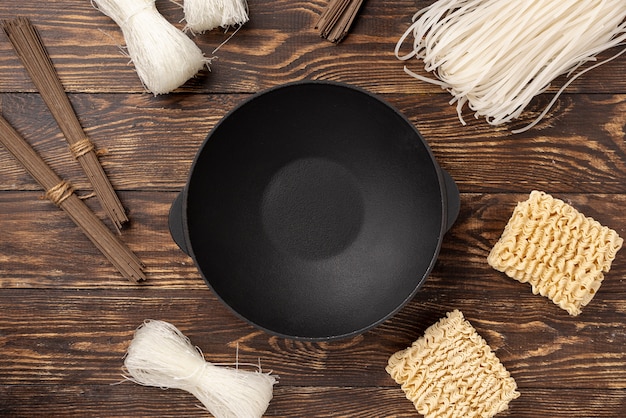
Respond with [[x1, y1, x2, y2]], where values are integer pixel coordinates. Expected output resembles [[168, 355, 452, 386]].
[[93, 0, 209, 95], [123, 320, 278, 418], [395, 0, 626, 132], [183, 0, 249, 33]]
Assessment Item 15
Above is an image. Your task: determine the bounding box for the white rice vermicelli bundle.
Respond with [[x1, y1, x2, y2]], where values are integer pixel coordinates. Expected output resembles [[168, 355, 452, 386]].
[[93, 0, 209, 95], [183, 0, 249, 33], [123, 320, 277, 418], [395, 0, 626, 132]]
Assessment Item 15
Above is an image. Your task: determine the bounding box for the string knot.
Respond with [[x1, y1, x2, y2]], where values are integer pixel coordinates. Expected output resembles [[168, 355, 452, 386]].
[[121, 1, 156, 30], [69, 138, 96, 159], [45, 181, 74, 206]]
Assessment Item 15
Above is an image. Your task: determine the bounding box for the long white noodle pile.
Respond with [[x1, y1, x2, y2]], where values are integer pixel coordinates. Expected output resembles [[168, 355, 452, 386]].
[[395, 0, 626, 132], [92, 0, 209, 95], [183, 0, 249, 33], [123, 320, 278, 418]]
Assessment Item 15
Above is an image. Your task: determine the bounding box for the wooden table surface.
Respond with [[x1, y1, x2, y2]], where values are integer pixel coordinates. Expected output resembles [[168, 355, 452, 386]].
[[1, 1, 625, 417]]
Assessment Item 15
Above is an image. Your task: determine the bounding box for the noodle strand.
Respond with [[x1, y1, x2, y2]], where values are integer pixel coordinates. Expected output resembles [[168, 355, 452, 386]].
[[396, 0, 626, 131]]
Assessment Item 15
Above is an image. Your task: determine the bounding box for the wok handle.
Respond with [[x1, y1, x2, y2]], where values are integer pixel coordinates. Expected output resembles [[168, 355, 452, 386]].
[[440, 167, 460, 233], [168, 192, 190, 255]]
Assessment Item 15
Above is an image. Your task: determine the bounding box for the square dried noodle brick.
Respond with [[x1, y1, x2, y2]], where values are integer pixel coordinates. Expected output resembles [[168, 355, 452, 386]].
[[488, 190, 623, 316], [386, 310, 519, 418]]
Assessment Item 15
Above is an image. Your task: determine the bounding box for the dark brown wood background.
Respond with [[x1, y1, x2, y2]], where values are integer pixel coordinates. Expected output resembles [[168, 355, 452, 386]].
[[1, 1, 625, 416]]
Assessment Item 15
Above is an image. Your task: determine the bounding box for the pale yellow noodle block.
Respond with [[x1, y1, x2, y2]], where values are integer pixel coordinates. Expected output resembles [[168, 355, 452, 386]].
[[488, 191, 623, 316], [386, 310, 519, 418]]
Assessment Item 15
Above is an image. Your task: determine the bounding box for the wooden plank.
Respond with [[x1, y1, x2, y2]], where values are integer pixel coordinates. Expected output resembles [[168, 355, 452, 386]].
[[0, 191, 199, 288], [0, 1, 624, 94], [1, 1, 625, 416], [0, 92, 223, 192], [1, 92, 626, 193], [1, 191, 624, 287], [0, 281, 625, 388], [0, 385, 625, 417]]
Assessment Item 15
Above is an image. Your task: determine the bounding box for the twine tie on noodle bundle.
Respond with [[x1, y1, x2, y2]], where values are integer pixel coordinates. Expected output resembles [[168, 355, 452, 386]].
[[123, 320, 277, 418], [118, 2, 154, 29], [45, 181, 75, 207], [69, 138, 96, 159]]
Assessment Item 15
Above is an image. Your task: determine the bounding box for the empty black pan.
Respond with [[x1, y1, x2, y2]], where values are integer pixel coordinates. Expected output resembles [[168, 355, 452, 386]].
[[169, 81, 459, 341]]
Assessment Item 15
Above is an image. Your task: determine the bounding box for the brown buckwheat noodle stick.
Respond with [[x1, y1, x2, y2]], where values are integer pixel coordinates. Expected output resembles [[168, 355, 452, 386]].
[[315, 0, 365, 43], [0, 115, 145, 283], [2, 17, 129, 231]]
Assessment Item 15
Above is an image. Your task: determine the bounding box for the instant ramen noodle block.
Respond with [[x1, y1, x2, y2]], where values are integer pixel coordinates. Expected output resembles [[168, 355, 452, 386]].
[[386, 310, 519, 418], [488, 190, 623, 316]]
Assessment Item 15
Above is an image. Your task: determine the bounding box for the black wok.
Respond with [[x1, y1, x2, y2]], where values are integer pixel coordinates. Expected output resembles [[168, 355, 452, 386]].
[[169, 81, 459, 341]]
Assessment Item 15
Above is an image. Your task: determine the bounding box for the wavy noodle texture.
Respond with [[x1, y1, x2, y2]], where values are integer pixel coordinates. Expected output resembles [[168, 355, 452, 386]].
[[395, 0, 626, 132], [488, 191, 623, 315], [386, 310, 519, 418]]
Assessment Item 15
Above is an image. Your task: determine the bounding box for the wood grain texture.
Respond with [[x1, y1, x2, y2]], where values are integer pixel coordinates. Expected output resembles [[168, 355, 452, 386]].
[[2, 385, 624, 417], [1, 0, 625, 417], [1, 191, 625, 287], [0, 1, 624, 94], [1, 92, 626, 193], [1, 286, 626, 386]]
